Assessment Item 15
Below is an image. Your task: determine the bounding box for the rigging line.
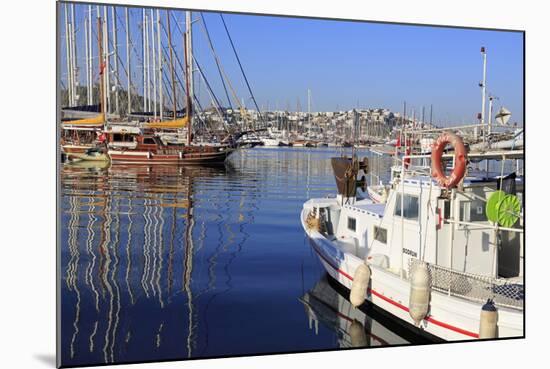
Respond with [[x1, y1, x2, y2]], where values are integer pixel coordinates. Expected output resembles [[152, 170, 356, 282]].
[[166, 12, 226, 126], [193, 55, 226, 125], [156, 24, 209, 129], [219, 14, 264, 125], [168, 11, 246, 122], [199, 12, 232, 110], [157, 31, 206, 126], [93, 10, 142, 112], [158, 44, 206, 124]]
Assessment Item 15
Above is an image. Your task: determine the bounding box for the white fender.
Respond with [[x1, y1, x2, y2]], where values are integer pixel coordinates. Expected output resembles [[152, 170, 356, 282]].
[[350, 263, 371, 308], [479, 299, 498, 339], [408, 261, 431, 325]]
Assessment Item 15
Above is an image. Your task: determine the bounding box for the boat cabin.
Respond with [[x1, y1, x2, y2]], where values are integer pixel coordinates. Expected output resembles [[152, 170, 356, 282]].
[[312, 168, 523, 281]]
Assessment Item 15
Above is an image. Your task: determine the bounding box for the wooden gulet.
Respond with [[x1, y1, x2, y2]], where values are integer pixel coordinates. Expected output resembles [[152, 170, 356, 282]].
[[107, 10, 235, 166]]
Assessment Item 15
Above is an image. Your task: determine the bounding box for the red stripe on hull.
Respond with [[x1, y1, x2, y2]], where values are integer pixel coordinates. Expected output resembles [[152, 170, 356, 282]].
[[310, 239, 479, 338]]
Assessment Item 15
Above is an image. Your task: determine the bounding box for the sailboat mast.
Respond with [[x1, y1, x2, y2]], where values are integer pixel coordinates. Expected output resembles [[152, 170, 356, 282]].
[[85, 16, 90, 106], [84, 17, 91, 105], [103, 7, 110, 114], [150, 9, 157, 119], [307, 88, 311, 138], [145, 14, 151, 112], [125, 7, 131, 116], [142, 9, 146, 112], [166, 10, 176, 120], [111, 7, 120, 116], [70, 4, 77, 105], [488, 96, 494, 136], [97, 14, 105, 116], [185, 11, 193, 145], [157, 10, 163, 119], [480, 46, 487, 126], [64, 5, 72, 106], [88, 5, 93, 105]]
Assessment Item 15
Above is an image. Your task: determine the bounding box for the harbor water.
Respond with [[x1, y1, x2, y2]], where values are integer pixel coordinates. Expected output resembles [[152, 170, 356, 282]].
[[60, 147, 422, 367]]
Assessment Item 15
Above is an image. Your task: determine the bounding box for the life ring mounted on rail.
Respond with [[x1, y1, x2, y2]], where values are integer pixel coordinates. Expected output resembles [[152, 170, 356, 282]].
[[431, 132, 467, 189]]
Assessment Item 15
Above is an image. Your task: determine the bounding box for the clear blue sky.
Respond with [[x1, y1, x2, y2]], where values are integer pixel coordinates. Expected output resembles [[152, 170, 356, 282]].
[[61, 3, 524, 126]]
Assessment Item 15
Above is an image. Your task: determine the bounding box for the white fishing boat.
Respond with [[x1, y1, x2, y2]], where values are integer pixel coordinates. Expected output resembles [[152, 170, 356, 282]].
[[301, 132, 523, 341]]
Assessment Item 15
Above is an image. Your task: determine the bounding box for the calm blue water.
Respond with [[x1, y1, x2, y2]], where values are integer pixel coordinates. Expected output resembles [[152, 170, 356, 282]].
[[60, 147, 414, 367]]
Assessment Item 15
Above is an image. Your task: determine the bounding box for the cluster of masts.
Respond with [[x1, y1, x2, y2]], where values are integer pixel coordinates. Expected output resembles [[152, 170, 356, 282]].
[[61, 3, 267, 136], [62, 4, 191, 120]]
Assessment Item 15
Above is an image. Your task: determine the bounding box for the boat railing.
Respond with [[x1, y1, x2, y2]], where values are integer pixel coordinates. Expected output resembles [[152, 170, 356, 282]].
[[408, 259, 523, 310]]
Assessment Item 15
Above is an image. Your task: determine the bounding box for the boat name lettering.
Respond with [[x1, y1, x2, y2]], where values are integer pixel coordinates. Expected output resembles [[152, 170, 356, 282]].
[[402, 248, 418, 257]]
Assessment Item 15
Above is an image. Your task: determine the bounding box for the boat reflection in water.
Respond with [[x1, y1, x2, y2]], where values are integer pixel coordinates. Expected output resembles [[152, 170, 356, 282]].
[[60, 148, 422, 367], [300, 275, 413, 348], [61, 161, 250, 365]]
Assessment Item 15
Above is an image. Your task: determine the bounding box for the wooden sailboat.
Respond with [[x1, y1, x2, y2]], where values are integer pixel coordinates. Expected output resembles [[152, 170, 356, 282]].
[[107, 10, 234, 165]]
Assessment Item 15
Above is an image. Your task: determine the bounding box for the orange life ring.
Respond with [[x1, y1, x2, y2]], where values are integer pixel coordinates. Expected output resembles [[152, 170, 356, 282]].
[[431, 132, 467, 188]]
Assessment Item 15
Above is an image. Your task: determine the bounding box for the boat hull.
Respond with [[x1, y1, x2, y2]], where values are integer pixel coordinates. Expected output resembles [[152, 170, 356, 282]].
[[301, 207, 523, 342], [108, 148, 233, 165]]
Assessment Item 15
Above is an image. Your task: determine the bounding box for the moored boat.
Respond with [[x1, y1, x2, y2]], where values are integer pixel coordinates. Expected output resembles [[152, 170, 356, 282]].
[[106, 124, 233, 165], [301, 132, 524, 341]]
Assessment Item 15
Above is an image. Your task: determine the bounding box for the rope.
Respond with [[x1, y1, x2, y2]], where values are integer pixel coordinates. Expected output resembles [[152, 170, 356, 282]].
[[199, 13, 232, 110], [219, 14, 264, 126]]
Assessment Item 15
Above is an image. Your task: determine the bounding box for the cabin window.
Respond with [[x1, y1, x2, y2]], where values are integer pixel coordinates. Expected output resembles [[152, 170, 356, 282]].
[[112, 133, 134, 142], [347, 217, 357, 232], [394, 193, 419, 220], [459, 200, 487, 222], [374, 226, 387, 244], [143, 137, 156, 145]]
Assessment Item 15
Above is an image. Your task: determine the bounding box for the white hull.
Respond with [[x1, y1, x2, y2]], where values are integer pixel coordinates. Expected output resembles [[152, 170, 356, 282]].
[[261, 138, 281, 146], [301, 206, 523, 341]]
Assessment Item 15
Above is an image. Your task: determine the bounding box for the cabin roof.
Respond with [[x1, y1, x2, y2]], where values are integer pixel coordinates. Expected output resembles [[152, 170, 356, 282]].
[[345, 201, 385, 218]]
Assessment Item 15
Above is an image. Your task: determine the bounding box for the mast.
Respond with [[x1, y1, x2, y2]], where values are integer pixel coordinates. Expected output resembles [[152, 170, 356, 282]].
[[142, 9, 146, 112], [488, 95, 494, 136], [111, 6, 120, 116], [85, 15, 90, 105], [145, 14, 151, 113], [167, 10, 176, 120], [86, 5, 94, 105], [157, 10, 163, 119], [103, 7, 110, 114], [150, 9, 157, 119], [185, 11, 193, 145], [421, 106, 425, 126], [97, 14, 105, 116], [402, 101, 406, 142], [125, 7, 131, 116], [88, 5, 93, 105], [480, 46, 487, 125], [64, 4, 72, 106], [307, 88, 311, 138], [70, 3, 77, 105]]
